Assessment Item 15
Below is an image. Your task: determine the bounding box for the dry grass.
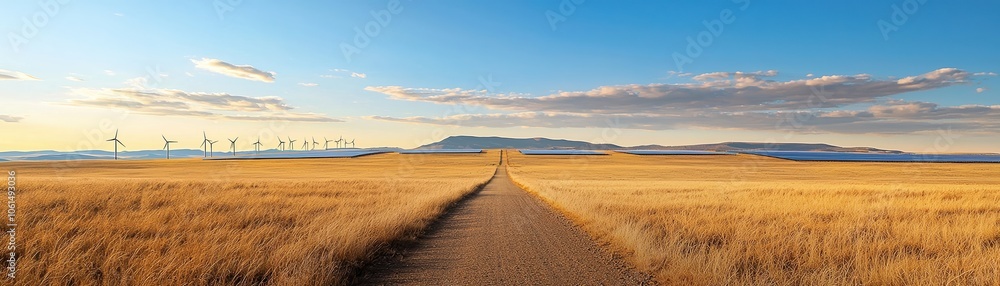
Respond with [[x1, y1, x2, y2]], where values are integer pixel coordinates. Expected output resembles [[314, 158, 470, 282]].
[[506, 152, 1000, 285], [4, 151, 498, 285]]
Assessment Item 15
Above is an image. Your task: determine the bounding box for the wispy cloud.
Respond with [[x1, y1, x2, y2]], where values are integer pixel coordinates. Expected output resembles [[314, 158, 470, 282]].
[[977, 87, 987, 93], [368, 68, 999, 134], [366, 68, 976, 114], [322, 68, 367, 79], [299, 83, 319, 87], [191, 58, 276, 83], [104, 70, 116, 76], [0, 69, 39, 81], [66, 76, 85, 82], [67, 88, 340, 122], [0, 115, 23, 123]]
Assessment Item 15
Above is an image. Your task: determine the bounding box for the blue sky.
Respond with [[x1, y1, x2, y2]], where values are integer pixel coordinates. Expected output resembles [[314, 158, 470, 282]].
[[1, 0, 998, 152]]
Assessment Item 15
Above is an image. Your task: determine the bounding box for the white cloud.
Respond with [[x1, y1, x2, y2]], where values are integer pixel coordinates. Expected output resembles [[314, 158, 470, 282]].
[[324, 68, 367, 79], [191, 58, 276, 83], [66, 76, 84, 82], [366, 68, 975, 114], [977, 87, 987, 93], [185, 72, 194, 77], [104, 70, 116, 76], [114, 13, 124, 17], [67, 88, 341, 122], [0, 69, 39, 81], [299, 83, 319, 87], [973, 72, 997, 76], [124, 77, 148, 89], [0, 115, 23, 123], [367, 68, 999, 135]]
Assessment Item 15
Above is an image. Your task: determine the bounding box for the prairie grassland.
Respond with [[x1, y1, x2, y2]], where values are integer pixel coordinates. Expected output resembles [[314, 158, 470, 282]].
[[506, 152, 1000, 285], [4, 152, 497, 285]]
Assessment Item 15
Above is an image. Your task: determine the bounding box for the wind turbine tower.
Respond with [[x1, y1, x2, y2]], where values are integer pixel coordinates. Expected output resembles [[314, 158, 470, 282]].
[[288, 137, 297, 151], [324, 137, 334, 150], [200, 131, 211, 157], [106, 129, 126, 160], [228, 137, 239, 156], [253, 137, 263, 155], [162, 135, 177, 159], [208, 140, 218, 157]]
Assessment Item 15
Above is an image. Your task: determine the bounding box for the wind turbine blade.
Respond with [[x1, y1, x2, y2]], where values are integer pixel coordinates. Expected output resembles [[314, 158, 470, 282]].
[[118, 140, 126, 148], [162, 135, 167, 142], [114, 129, 119, 139], [163, 143, 168, 150]]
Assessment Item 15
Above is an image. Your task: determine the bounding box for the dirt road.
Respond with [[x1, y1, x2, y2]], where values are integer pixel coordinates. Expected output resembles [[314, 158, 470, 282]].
[[361, 151, 652, 285]]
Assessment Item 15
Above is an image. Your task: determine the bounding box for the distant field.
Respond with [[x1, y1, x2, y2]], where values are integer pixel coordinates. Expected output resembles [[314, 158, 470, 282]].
[[506, 152, 1000, 285], [4, 152, 497, 285]]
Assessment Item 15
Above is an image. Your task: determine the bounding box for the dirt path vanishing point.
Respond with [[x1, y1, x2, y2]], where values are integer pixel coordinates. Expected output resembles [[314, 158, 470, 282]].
[[361, 151, 653, 285]]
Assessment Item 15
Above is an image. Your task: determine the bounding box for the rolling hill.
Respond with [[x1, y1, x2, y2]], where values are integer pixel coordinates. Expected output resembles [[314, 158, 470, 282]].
[[418, 136, 901, 153]]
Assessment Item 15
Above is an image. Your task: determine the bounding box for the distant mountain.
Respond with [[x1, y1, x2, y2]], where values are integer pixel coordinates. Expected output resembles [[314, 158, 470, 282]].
[[418, 136, 902, 153], [418, 136, 620, 150]]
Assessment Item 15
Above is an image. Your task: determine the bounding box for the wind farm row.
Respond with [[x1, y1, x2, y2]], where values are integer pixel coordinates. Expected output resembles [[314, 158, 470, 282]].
[[108, 129, 359, 160]]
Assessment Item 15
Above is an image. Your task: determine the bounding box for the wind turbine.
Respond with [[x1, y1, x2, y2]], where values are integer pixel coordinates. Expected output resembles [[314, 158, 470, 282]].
[[199, 131, 211, 157], [288, 137, 297, 151], [324, 137, 334, 150], [162, 135, 177, 159], [253, 137, 263, 155], [106, 129, 125, 160], [276, 136, 286, 151], [228, 137, 239, 156], [208, 140, 218, 157], [301, 137, 309, 150], [312, 137, 319, 150], [348, 139, 356, 148], [335, 136, 344, 148]]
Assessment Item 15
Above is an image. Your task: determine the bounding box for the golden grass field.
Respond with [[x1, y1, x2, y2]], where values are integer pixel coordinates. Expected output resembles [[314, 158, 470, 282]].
[[3, 152, 497, 285], [506, 152, 1000, 285]]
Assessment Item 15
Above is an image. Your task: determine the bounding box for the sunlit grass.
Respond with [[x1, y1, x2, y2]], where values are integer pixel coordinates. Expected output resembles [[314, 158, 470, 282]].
[[507, 152, 1000, 285], [7, 152, 497, 285]]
